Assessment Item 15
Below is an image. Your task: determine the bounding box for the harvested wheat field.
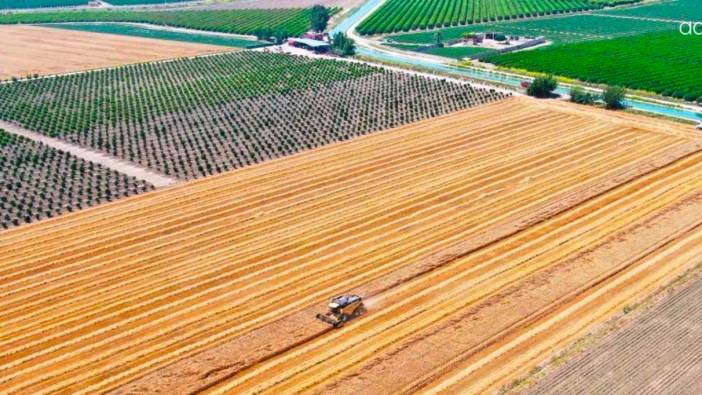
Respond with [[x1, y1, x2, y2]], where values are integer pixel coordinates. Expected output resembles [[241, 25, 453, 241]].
[[0, 25, 229, 80], [3, 97, 702, 394]]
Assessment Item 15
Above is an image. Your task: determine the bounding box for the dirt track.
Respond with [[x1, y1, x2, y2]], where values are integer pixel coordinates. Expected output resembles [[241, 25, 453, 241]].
[[0, 25, 229, 80], [2, 97, 702, 394]]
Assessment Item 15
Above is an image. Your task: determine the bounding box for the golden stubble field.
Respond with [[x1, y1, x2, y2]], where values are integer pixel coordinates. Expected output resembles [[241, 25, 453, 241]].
[[0, 25, 231, 80], [2, 97, 702, 394]]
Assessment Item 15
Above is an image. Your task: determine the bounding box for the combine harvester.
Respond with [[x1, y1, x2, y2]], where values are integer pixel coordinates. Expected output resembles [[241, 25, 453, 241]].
[[316, 295, 365, 328]]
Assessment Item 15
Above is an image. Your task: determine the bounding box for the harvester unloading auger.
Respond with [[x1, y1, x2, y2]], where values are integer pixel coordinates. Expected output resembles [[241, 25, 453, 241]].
[[316, 295, 365, 328]]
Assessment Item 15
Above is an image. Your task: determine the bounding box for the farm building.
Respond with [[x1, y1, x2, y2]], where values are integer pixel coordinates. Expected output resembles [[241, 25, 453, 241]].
[[288, 37, 330, 53]]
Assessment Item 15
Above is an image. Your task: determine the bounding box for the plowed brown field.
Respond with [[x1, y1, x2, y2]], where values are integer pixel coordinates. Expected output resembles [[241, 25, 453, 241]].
[[0, 25, 230, 80], [526, 269, 702, 395], [2, 97, 702, 394]]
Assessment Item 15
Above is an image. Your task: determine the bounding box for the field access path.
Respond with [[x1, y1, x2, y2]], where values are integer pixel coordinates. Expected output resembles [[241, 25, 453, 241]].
[[0, 120, 177, 187]]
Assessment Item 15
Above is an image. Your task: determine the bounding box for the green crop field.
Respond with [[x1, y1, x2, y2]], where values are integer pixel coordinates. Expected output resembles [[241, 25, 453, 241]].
[[0, 0, 86, 9], [357, 0, 640, 35], [388, 14, 677, 45], [385, 13, 676, 61], [595, 0, 702, 21], [0, 7, 326, 36], [47, 22, 269, 48], [486, 31, 702, 102]]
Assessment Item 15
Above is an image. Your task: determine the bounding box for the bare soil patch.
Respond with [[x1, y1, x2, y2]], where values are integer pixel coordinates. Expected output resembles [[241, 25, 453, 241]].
[[525, 264, 702, 395], [0, 25, 230, 80]]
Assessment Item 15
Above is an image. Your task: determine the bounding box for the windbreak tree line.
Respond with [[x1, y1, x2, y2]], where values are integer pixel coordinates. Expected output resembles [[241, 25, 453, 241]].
[[0, 52, 508, 180], [0, 129, 153, 230]]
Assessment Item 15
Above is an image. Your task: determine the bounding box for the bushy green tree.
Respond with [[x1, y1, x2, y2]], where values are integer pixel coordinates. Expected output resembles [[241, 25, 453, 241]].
[[310, 5, 330, 32], [332, 32, 356, 57], [602, 85, 627, 110], [273, 29, 289, 44], [570, 86, 595, 105], [526, 75, 558, 98], [254, 28, 273, 41], [683, 93, 698, 102]]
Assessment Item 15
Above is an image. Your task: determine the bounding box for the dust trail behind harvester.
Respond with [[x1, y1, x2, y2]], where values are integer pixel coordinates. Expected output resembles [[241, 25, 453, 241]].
[[361, 297, 383, 312]]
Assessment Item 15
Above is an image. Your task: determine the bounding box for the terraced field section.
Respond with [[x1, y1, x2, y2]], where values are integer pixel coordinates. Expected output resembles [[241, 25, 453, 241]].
[[3, 98, 702, 394], [357, 0, 638, 35], [0, 129, 153, 230], [0, 7, 328, 36], [0, 51, 506, 179], [486, 31, 702, 102], [0, 25, 229, 80]]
